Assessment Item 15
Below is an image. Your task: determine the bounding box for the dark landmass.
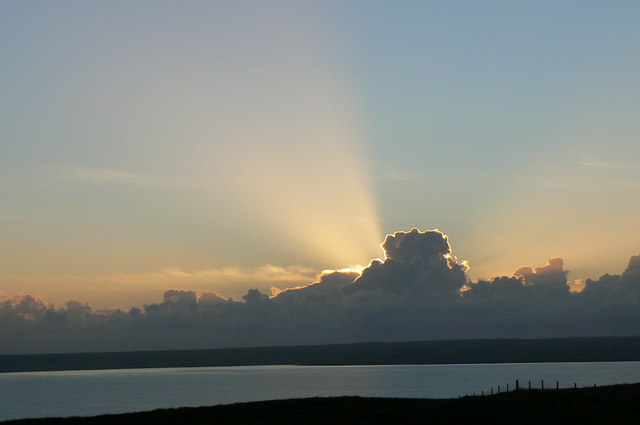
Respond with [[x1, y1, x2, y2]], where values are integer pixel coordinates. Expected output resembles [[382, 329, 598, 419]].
[[3, 336, 640, 373], [4, 383, 640, 424]]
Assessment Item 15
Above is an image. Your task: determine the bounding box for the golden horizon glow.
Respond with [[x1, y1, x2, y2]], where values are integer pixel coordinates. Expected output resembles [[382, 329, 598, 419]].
[[320, 265, 368, 276]]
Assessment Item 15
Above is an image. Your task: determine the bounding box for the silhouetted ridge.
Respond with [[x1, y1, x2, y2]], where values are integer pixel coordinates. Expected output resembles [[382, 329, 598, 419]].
[[3, 336, 640, 373]]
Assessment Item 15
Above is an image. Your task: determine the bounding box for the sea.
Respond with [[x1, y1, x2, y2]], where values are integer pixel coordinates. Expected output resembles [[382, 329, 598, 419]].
[[1, 362, 640, 421]]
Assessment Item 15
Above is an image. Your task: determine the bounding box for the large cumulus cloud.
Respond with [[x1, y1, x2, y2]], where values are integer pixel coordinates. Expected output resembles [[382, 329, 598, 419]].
[[1, 229, 640, 354]]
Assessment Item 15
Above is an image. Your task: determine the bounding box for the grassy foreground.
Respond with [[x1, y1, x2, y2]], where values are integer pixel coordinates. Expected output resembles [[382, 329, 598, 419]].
[[4, 383, 640, 425]]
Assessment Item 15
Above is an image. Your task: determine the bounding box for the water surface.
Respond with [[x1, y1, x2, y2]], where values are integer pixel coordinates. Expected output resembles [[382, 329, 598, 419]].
[[1, 362, 639, 421]]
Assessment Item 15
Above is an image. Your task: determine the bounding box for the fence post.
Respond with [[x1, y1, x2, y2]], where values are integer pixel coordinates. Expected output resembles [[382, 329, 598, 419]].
[[556, 381, 559, 391], [541, 379, 544, 391], [516, 380, 519, 391], [498, 385, 501, 393], [528, 380, 531, 390], [506, 383, 509, 392]]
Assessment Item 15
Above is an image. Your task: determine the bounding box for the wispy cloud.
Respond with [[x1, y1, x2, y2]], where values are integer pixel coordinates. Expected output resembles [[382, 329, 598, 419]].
[[109, 265, 318, 289], [0, 264, 319, 306], [0, 214, 44, 221], [58, 167, 154, 185], [378, 171, 425, 182], [580, 159, 637, 170]]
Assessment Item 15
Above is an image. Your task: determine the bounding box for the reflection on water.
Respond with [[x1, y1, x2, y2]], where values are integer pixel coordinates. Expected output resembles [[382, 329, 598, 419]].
[[1, 362, 640, 421]]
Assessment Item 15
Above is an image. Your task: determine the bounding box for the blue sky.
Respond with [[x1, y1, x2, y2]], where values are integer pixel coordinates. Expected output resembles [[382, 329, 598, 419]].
[[1, 1, 639, 308]]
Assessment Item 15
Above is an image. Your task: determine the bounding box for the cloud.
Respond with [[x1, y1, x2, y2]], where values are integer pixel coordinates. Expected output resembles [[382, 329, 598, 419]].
[[113, 265, 317, 288], [342, 229, 467, 298], [580, 159, 637, 170], [0, 265, 318, 308], [0, 214, 45, 221], [378, 171, 425, 182], [57, 167, 154, 185], [1, 229, 639, 354]]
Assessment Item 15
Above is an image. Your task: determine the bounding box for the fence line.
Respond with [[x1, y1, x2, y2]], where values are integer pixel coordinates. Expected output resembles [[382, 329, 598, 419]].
[[466, 380, 597, 398]]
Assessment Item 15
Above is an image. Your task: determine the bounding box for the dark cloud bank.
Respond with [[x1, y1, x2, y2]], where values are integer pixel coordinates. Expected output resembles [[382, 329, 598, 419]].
[[2, 229, 640, 354]]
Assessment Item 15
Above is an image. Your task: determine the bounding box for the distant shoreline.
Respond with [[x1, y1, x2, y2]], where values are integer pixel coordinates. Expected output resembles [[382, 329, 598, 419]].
[[3, 383, 640, 424], [3, 336, 640, 374]]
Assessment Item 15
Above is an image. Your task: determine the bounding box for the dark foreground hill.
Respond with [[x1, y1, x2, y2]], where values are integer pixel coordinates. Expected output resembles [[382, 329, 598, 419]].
[[4, 383, 640, 425], [3, 336, 640, 373]]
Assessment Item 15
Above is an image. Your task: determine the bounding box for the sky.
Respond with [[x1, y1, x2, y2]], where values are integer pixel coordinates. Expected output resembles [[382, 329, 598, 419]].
[[2, 0, 640, 323]]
